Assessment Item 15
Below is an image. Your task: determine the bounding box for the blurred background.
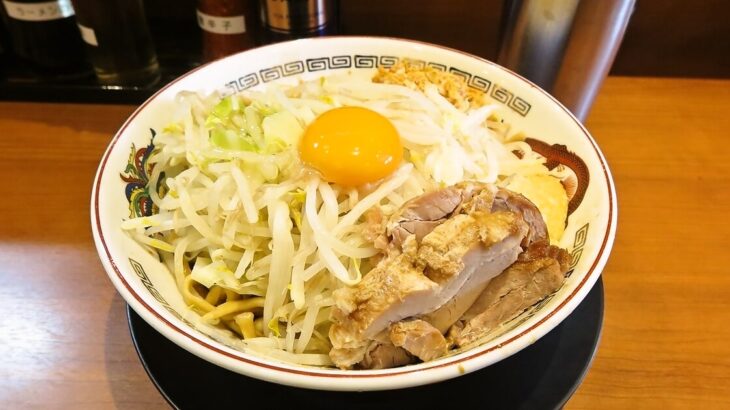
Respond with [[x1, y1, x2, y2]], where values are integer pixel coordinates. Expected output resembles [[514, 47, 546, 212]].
[[1, 0, 728, 104], [341, 0, 729, 78]]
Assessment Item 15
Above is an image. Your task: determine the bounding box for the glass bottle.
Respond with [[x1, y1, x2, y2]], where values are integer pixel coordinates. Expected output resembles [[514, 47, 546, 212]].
[[197, 0, 258, 62], [0, 0, 88, 78], [70, 0, 160, 86]]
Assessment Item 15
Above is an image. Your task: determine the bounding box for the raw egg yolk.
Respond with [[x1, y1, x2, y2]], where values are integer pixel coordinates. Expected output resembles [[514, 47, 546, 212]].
[[299, 106, 403, 187]]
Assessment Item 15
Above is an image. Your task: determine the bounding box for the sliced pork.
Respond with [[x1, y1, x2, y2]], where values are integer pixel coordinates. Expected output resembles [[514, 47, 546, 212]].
[[417, 211, 527, 333], [388, 185, 479, 247], [329, 211, 528, 368], [358, 342, 415, 370], [389, 319, 448, 362], [491, 189, 549, 246], [328, 182, 568, 370], [388, 182, 547, 250], [328, 248, 439, 367], [452, 241, 570, 347]]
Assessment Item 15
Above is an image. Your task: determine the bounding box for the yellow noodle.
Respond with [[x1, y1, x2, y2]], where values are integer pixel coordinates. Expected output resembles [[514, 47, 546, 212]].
[[173, 236, 193, 291], [182, 276, 215, 313], [202, 298, 265, 322], [224, 289, 240, 302], [205, 285, 225, 305], [235, 312, 257, 339], [223, 318, 242, 337]]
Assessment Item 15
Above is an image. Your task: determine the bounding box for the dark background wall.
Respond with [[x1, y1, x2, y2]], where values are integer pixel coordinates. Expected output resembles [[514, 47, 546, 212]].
[[3, 0, 727, 81], [609, 0, 729, 77], [336, 0, 729, 78]]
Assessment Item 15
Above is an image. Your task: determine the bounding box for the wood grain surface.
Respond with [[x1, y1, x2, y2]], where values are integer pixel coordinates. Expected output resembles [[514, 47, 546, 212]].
[[0, 76, 728, 409]]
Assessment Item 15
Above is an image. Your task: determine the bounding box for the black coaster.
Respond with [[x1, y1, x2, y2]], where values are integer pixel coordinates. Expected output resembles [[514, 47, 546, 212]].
[[128, 278, 603, 410]]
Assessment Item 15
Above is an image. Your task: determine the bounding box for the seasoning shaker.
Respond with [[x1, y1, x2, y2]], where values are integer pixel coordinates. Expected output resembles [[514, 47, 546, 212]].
[[498, 0, 636, 121], [551, 0, 636, 121], [258, 0, 337, 43]]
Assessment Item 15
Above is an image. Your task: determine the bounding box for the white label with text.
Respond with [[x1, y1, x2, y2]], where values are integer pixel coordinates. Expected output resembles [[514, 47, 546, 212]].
[[196, 10, 246, 35], [3, 0, 74, 21]]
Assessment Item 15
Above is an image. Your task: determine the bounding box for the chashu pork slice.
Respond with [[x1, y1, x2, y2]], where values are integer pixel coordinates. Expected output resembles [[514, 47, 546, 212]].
[[396, 185, 540, 335], [387, 182, 496, 249], [491, 188, 549, 246], [387, 182, 548, 251], [451, 241, 570, 347], [329, 210, 528, 369], [328, 250, 439, 369], [358, 342, 415, 370], [417, 211, 528, 333], [389, 319, 448, 362]]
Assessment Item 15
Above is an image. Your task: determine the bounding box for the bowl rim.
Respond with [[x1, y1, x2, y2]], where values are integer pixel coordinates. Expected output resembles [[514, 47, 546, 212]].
[[91, 35, 617, 391]]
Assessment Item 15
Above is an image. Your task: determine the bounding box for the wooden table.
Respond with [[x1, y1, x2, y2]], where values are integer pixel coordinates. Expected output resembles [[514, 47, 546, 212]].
[[1, 76, 728, 409]]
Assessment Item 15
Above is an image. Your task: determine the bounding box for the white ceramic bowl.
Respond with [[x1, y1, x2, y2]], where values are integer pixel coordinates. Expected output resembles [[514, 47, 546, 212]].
[[91, 37, 617, 391]]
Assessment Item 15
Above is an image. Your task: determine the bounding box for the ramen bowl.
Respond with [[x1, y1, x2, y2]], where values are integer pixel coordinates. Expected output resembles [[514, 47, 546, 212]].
[[91, 37, 617, 391]]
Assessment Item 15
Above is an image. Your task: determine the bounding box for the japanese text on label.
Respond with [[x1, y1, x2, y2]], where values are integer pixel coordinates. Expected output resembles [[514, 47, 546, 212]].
[[196, 10, 246, 35], [3, 0, 74, 22]]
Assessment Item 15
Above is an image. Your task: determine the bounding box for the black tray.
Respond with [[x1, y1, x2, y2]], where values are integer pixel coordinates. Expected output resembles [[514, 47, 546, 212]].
[[127, 278, 603, 410]]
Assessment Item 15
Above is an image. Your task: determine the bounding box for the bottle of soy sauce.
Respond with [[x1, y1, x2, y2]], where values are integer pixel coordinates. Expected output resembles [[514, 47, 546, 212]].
[[0, 0, 88, 78]]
